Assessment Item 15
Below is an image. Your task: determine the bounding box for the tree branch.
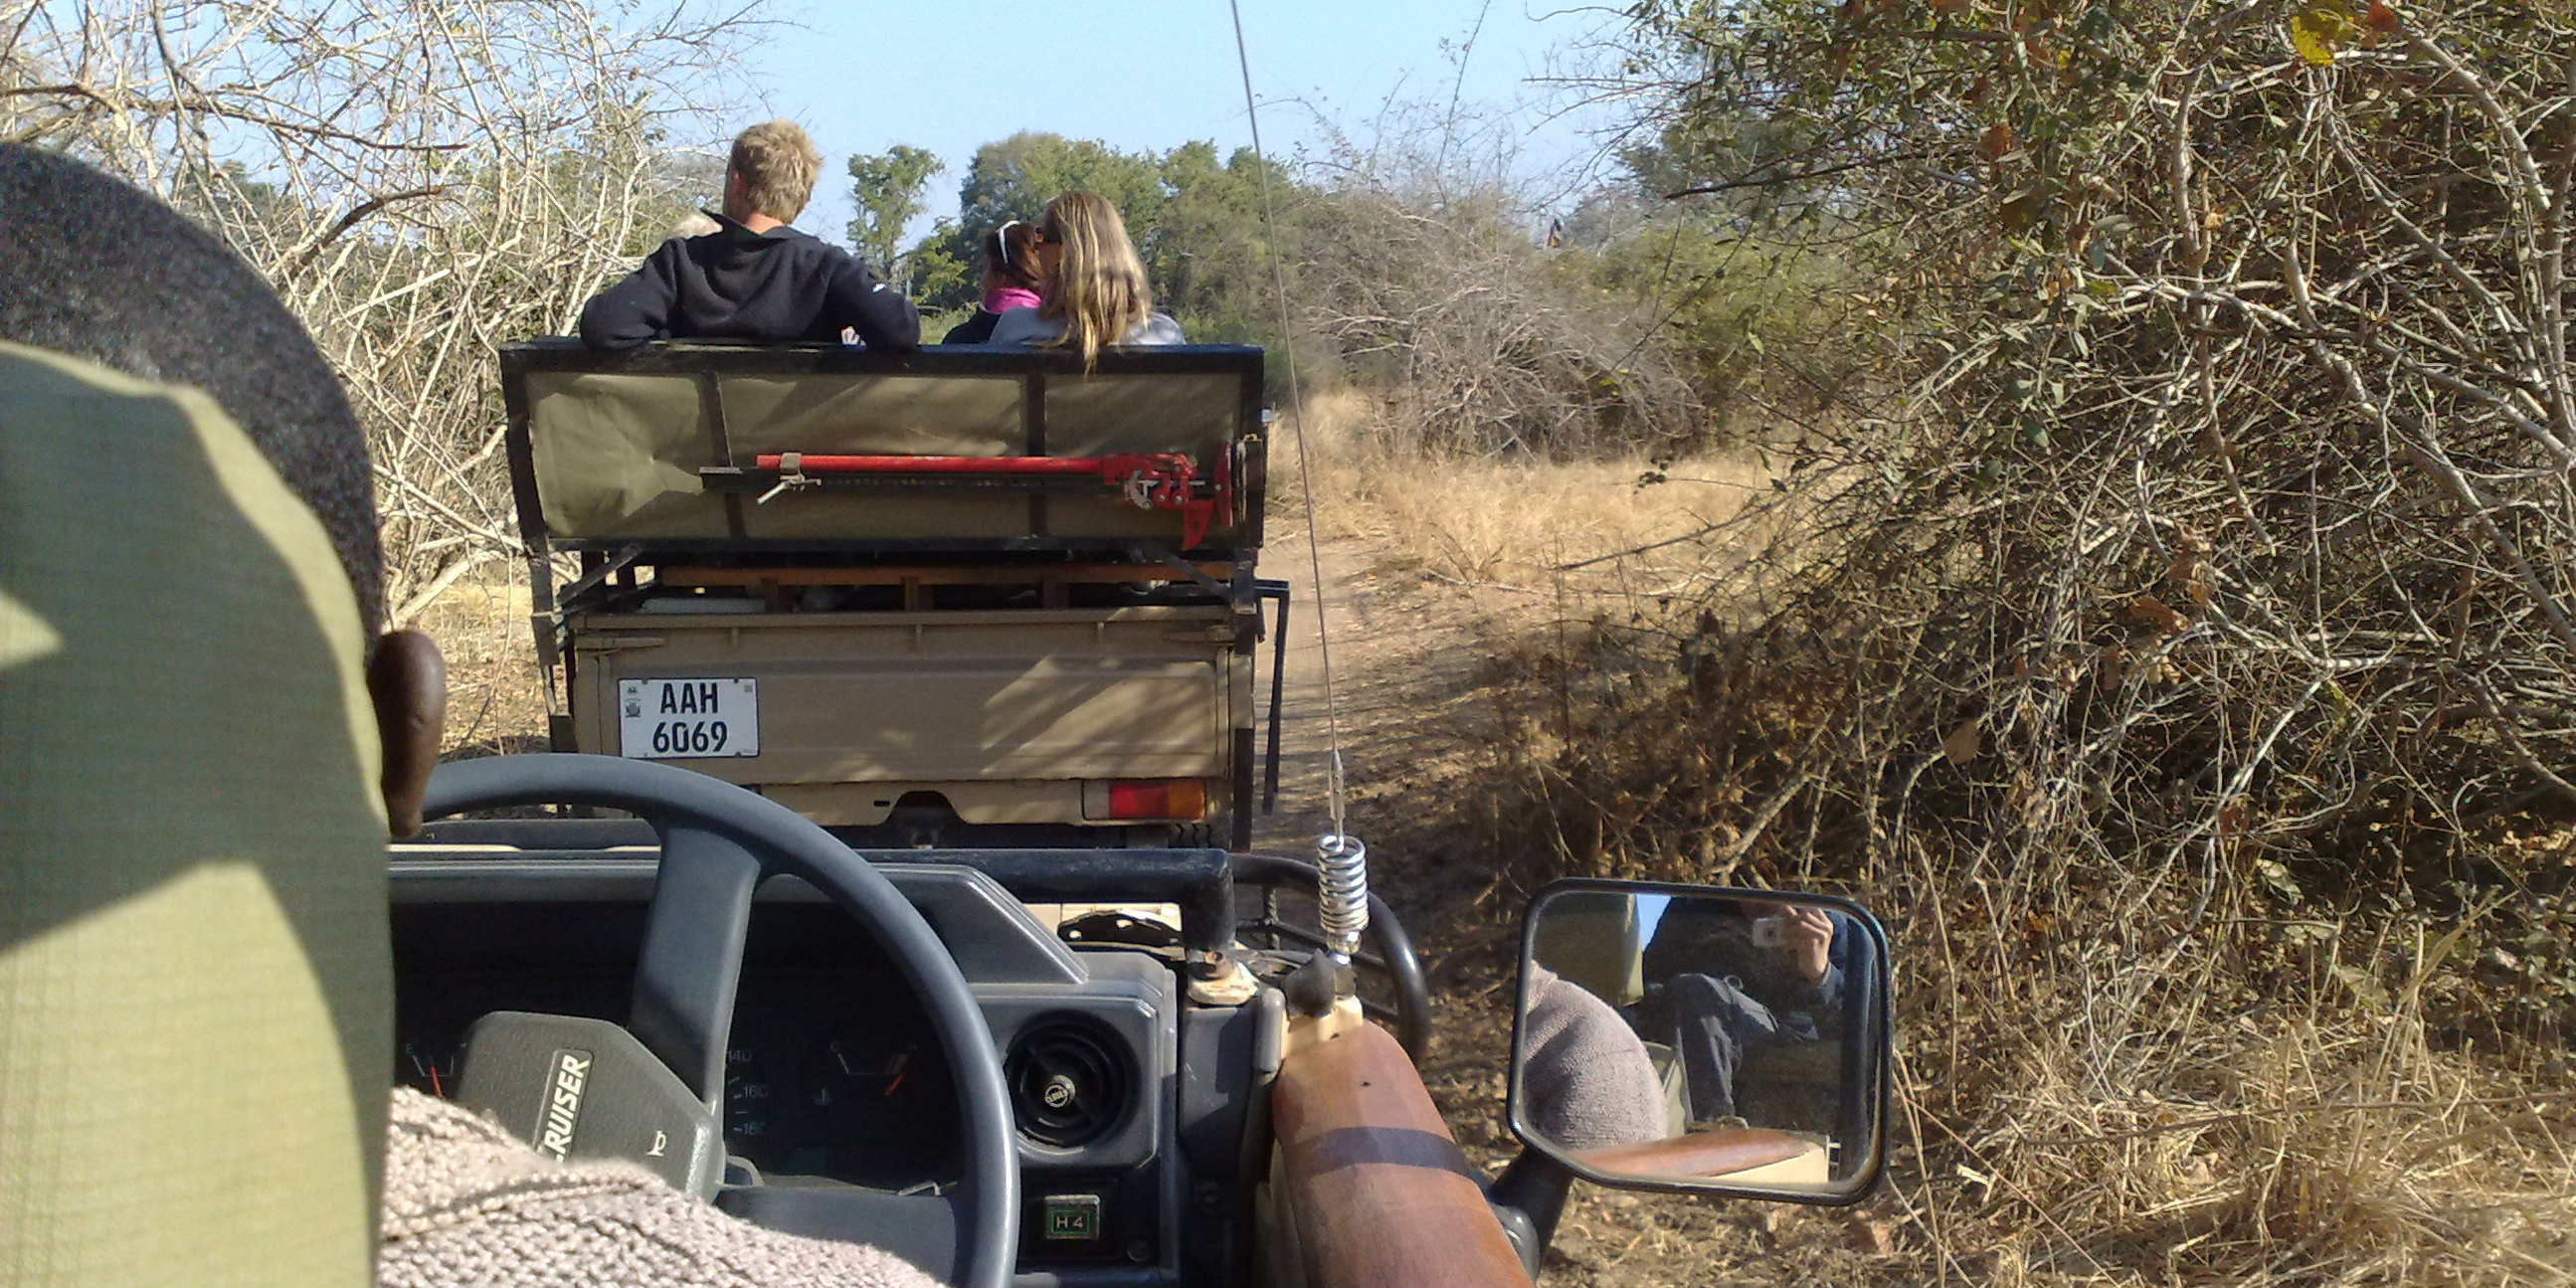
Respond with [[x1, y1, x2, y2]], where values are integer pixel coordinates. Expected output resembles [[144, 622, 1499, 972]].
[[1663, 150, 1928, 200]]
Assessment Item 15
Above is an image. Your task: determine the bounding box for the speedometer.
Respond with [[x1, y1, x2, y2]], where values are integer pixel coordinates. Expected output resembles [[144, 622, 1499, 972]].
[[722, 1045, 773, 1146]]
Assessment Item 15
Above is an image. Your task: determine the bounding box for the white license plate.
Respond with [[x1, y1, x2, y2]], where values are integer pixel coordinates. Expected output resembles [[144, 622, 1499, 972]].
[[618, 677, 759, 759]]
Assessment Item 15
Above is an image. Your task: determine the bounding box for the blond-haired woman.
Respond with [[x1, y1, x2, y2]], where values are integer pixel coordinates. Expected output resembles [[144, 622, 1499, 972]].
[[989, 191, 1184, 359]]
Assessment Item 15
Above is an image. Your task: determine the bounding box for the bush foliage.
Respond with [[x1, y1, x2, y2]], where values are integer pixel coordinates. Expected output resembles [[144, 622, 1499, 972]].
[[1456, 1, 2576, 1282]]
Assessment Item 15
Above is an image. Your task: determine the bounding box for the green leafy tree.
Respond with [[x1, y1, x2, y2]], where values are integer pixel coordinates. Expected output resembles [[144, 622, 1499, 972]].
[[906, 216, 971, 315], [909, 130, 1306, 333], [954, 131, 1165, 236], [844, 144, 943, 290], [1150, 143, 1303, 345]]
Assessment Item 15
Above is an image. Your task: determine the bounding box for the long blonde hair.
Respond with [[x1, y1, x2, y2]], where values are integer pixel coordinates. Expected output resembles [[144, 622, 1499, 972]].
[[1037, 191, 1152, 367]]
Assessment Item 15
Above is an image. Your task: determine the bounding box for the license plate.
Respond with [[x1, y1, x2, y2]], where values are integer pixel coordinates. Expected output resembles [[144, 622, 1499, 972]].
[[618, 677, 759, 759]]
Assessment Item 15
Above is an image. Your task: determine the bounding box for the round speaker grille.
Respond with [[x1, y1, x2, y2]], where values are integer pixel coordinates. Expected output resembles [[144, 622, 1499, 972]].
[[1005, 1014, 1133, 1150]]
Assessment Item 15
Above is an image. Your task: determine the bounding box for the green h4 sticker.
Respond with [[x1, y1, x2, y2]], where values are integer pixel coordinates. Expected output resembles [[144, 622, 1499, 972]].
[[1040, 1194, 1102, 1241]]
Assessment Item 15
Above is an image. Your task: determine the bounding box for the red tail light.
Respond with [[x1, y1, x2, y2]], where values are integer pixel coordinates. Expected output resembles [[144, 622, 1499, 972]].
[[1086, 779, 1209, 821]]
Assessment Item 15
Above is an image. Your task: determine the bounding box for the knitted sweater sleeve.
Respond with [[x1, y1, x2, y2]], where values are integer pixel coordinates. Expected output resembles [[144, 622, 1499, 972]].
[[377, 1088, 942, 1288], [1520, 968, 1672, 1150]]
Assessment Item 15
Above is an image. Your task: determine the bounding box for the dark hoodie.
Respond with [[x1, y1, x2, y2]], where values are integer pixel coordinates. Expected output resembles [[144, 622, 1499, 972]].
[[578, 211, 920, 351]]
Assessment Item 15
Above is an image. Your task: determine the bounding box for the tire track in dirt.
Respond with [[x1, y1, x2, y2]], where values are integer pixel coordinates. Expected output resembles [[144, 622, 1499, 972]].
[[1250, 533, 1369, 856]]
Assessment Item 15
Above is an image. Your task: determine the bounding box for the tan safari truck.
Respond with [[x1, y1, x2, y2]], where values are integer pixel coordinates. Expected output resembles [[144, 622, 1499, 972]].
[[499, 340, 1283, 849]]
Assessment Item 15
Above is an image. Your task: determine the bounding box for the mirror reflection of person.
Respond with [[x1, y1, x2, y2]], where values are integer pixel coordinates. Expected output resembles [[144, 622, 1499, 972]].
[[1640, 901, 1851, 1126], [1523, 956, 1827, 1186]]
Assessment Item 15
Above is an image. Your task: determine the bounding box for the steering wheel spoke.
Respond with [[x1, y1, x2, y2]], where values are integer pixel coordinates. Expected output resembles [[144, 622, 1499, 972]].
[[632, 823, 762, 1107]]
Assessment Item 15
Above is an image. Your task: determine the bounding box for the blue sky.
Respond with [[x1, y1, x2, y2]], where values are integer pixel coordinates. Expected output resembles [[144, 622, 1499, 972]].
[[740, 1, 1633, 250]]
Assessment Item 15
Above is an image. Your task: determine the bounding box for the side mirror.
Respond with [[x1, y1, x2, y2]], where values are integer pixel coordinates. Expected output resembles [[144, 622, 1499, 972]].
[[1506, 880, 1891, 1203]]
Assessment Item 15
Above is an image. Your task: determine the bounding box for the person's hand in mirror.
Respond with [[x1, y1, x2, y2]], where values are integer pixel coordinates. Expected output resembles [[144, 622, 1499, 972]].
[[1777, 904, 1836, 989], [1740, 899, 1844, 1012]]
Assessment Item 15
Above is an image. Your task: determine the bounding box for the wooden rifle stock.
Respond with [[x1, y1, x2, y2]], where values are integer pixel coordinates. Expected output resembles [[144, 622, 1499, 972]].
[[1271, 1020, 1533, 1288]]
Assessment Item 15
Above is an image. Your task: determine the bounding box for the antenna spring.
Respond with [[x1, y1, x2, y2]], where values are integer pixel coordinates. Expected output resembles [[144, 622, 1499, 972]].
[[1315, 833, 1370, 960]]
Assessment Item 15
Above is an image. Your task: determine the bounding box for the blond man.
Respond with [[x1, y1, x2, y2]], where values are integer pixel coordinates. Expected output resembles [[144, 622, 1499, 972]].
[[581, 119, 919, 350]]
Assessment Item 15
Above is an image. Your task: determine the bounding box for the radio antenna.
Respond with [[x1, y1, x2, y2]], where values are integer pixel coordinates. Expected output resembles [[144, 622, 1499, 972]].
[[1228, 0, 1352, 846]]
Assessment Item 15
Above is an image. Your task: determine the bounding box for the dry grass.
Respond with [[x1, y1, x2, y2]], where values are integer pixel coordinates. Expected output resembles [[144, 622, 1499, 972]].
[[1439, 12, 2576, 1277], [1288, 389, 1776, 604], [1860, 892, 2576, 1288], [415, 569, 549, 757]]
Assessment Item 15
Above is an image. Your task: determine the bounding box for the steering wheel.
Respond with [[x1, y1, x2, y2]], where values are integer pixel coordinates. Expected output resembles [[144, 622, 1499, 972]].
[[421, 753, 1019, 1288]]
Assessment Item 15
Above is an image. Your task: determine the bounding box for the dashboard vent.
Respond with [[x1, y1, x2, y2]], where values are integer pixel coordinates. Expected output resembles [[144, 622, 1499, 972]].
[[1006, 1014, 1133, 1150]]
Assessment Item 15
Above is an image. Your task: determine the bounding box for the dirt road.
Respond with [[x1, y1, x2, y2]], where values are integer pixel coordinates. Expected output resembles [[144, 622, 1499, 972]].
[[1243, 486, 1511, 917], [1246, 529, 1364, 857]]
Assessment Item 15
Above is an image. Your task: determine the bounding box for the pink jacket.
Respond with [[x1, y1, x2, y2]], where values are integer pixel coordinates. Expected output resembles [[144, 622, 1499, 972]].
[[981, 285, 1041, 314]]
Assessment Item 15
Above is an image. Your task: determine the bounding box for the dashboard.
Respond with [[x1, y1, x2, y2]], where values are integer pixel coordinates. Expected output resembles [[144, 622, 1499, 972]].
[[393, 899, 962, 1189], [385, 844, 1273, 1288]]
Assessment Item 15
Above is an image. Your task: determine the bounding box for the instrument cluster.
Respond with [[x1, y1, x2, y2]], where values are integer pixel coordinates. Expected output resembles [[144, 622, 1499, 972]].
[[391, 899, 960, 1189]]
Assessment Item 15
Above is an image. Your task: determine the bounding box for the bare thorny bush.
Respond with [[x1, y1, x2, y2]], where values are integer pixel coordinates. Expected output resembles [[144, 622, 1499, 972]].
[[1293, 110, 1710, 460], [1, 2, 758, 639], [1449, 2, 2576, 1283]]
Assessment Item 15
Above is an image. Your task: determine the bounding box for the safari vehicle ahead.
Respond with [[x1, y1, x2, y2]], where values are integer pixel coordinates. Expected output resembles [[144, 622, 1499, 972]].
[[378, 341, 1899, 1287], [499, 339, 1277, 849]]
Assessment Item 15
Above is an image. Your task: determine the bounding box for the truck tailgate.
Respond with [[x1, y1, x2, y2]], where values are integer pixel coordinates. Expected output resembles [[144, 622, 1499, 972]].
[[568, 605, 1238, 824]]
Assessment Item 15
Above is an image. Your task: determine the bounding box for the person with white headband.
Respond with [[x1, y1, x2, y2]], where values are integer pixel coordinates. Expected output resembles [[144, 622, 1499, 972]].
[[941, 219, 1047, 344]]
